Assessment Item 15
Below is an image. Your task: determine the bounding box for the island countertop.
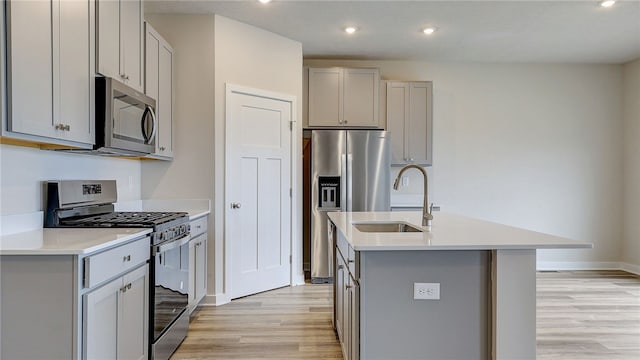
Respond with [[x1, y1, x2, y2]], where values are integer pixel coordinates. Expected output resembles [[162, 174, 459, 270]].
[[327, 211, 592, 251]]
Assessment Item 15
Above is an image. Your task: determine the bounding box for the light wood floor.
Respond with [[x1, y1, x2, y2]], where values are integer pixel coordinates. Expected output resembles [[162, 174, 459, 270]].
[[537, 270, 640, 360], [172, 270, 640, 359]]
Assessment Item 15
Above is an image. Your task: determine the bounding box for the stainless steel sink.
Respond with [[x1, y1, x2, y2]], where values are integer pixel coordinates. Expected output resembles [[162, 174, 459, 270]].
[[353, 222, 424, 233]]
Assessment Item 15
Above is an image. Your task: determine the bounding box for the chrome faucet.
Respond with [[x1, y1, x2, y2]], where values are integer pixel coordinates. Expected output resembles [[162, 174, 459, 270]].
[[393, 164, 433, 227]]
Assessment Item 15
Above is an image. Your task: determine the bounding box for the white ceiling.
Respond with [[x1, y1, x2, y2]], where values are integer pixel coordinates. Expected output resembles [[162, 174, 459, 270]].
[[146, 0, 640, 64]]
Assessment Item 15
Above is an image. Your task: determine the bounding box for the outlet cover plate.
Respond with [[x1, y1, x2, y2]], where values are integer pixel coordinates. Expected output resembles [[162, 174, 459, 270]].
[[414, 282, 440, 300]]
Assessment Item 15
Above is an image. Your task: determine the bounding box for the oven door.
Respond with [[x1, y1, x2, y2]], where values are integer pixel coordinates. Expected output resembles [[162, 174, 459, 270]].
[[151, 235, 189, 345]]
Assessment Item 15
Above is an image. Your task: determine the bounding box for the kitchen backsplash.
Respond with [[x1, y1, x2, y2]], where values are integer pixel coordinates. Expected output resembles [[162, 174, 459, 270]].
[[0, 144, 141, 215]]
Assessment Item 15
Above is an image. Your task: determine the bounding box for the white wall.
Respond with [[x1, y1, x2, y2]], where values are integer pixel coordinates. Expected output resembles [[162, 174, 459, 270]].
[[142, 14, 303, 303], [306, 59, 624, 266], [140, 14, 216, 297], [140, 15, 215, 202], [0, 144, 141, 215], [622, 58, 640, 271], [213, 15, 303, 302]]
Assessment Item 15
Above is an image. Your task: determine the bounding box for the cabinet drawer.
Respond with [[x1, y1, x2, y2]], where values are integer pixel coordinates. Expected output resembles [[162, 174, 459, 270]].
[[84, 236, 150, 288], [190, 216, 207, 237], [348, 246, 357, 278], [337, 233, 349, 263]]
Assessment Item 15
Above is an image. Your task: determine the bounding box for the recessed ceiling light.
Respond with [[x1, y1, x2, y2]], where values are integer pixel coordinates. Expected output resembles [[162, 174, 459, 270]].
[[345, 26, 358, 34], [600, 0, 616, 7], [258, 0, 272, 4], [422, 27, 437, 35]]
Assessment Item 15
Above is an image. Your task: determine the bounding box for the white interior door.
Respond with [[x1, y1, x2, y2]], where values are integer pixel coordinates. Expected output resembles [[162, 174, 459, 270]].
[[227, 88, 292, 299]]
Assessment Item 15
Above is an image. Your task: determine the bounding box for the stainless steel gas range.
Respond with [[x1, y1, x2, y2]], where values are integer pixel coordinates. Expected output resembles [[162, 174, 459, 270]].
[[44, 180, 190, 360]]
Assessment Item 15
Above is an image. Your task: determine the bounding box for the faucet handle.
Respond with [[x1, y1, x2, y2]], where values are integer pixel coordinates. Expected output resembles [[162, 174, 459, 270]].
[[429, 203, 434, 215]]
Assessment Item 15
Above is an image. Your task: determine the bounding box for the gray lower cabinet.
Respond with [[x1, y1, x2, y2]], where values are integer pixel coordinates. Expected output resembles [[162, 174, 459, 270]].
[[188, 216, 208, 313], [83, 264, 148, 360], [332, 222, 490, 360], [334, 230, 360, 360], [0, 235, 150, 360]]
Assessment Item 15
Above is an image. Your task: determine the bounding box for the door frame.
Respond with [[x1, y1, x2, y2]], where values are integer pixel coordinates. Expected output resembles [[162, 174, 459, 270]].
[[223, 84, 302, 302]]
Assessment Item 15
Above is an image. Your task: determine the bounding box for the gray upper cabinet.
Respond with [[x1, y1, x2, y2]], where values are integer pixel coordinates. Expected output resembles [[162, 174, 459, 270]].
[[97, 0, 144, 92], [308, 67, 380, 128], [4, 0, 94, 146], [144, 22, 174, 159], [386, 81, 433, 166]]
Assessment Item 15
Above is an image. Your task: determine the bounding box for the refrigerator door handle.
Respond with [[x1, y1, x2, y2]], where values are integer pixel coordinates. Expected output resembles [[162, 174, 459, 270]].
[[346, 152, 353, 212], [341, 153, 348, 211]]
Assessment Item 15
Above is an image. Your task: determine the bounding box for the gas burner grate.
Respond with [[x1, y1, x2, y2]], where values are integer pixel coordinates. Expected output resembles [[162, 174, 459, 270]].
[[61, 211, 188, 227]]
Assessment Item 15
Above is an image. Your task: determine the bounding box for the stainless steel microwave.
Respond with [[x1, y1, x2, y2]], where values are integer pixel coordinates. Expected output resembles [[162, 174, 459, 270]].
[[94, 77, 156, 155]]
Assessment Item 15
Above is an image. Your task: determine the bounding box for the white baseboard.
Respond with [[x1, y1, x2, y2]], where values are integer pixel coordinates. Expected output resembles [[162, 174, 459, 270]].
[[293, 273, 306, 286], [201, 293, 231, 307], [620, 262, 640, 275], [537, 261, 640, 275]]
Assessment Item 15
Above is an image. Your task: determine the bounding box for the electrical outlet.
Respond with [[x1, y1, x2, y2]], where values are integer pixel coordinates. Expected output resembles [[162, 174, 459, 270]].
[[414, 283, 440, 300]]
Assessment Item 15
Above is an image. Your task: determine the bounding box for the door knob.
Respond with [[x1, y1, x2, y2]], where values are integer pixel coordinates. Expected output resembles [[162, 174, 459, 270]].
[[231, 203, 241, 209]]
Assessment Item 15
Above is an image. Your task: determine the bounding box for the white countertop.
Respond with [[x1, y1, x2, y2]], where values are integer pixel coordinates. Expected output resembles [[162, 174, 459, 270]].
[[0, 199, 209, 256], [327, 211, 592, 251], [0, 228, 151, 255]]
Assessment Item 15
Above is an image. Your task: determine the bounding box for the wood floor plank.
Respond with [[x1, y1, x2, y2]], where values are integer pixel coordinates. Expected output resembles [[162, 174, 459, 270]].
[[172, 271, 640, 359]]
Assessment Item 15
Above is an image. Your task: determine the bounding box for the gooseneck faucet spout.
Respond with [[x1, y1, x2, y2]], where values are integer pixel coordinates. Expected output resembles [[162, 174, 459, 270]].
[[393, 164, 433, 227]]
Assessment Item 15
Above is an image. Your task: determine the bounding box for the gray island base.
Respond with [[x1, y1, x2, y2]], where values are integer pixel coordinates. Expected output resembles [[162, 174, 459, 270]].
[[327, 211, 591, 360]]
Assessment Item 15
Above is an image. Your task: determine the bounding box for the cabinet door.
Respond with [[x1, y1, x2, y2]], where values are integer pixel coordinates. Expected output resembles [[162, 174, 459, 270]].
[[118, 265, 148, 360], [145, 23, 173, 159], [386, 82, 410, 164], [157, 41, 174, 157], [83, 276, 121, 359], [120, 0, 143, 91], [343, 268, 351, 360], [188, 238, 197, 307], [56, 0, 93, 144], [6, 0, 55, 138], [308, 67, 342, 127], [335, 254, 345, 342], [195, 235, 208, 303], [407, 82, 433, 166], [350, 281, 359, 360], [145, 24, 160, 102], [96, 0, 120, 79], [343, 68, 379, 127]]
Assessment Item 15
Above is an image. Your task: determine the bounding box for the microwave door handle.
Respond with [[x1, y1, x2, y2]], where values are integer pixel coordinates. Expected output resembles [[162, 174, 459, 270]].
[[140, 105, 157, 144], [146, 106, 157, 145], [141, 106, 150, 142]]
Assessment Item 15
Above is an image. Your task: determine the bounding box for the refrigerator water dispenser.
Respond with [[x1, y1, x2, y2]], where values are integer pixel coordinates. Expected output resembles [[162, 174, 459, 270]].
[[318, 176, 340, 209]]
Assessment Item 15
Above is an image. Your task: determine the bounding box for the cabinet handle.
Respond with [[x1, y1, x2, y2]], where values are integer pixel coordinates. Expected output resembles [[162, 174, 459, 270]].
[[338, 265, 344, 270], [55, 124, 69, 131], [121, 282, 132, 293], [196, 225, 202, 229], [346, 285, 353, 289], [348, 259, 355, 263], [123, 255, 131, 262], [343, 119, 348, 124], [231, 203, 241, 209], [160, 146, 166, 151], [125, 75, 130, 80]]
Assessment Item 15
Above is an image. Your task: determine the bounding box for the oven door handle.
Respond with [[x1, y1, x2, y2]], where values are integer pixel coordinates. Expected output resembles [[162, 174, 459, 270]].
[[153, 235, 190, 255]]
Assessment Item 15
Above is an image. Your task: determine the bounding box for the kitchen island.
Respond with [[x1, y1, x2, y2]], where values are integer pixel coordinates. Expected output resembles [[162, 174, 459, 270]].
[[328, 211, 591, 360]]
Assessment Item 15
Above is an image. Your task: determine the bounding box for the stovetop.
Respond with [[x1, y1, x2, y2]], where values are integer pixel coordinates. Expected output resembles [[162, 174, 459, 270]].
[[60, 211, 189, 228]]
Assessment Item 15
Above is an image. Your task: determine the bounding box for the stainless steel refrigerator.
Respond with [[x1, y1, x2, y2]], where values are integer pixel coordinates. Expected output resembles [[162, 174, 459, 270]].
[[310, 130, 391, 283]]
